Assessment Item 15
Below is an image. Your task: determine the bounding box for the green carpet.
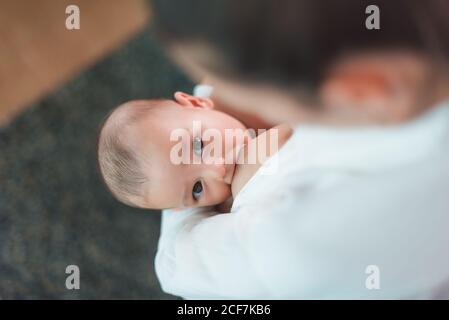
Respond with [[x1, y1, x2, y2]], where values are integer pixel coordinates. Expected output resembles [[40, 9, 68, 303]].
[[0, 26, 193, 299]]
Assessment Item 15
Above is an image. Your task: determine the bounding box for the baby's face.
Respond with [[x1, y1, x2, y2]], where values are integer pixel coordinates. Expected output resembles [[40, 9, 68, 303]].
[[129, 93, 249, 209]]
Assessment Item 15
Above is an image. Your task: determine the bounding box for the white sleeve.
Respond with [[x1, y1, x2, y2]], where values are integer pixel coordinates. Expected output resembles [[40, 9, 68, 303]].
[[155, 164, 449, 299], [193, 84, 214, 98], [232, 168, 449, 299], [154, 206, 271, 299]]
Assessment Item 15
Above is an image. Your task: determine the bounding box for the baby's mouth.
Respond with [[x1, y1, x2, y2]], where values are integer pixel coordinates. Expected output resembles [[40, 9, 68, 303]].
[[223, 162, 235, 185], [223, 143, 245, 185]]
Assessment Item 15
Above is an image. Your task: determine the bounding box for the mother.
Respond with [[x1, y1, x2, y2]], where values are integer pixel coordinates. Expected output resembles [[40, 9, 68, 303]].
[[152, 0, 449, 299]]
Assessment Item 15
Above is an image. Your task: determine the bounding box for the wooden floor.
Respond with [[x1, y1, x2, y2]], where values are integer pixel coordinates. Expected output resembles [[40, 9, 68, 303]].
[[0, 0, 150, 126]]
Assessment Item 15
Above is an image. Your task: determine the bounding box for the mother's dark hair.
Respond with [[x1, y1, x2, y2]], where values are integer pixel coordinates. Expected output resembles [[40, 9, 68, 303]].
[[152, 0, 449, 90]]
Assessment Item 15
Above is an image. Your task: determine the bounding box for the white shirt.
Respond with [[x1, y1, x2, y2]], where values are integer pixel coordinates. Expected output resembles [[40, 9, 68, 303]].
[[155, 99, 449, 299]]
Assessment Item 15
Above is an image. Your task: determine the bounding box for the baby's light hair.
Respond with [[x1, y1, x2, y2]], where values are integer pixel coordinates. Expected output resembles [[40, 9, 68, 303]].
[[97, 100, 164, 208]]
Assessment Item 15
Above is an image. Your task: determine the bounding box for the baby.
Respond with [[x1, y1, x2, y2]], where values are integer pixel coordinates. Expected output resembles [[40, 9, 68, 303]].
[[97, 89, 291, 209]]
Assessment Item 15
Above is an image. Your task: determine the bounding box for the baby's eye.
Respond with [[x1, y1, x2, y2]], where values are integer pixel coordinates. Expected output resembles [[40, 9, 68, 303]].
[[193, 136, 203, 156], [192, 181, 203, 200]]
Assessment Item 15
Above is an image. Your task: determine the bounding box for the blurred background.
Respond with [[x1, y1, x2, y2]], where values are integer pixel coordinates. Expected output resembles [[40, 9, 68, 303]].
[[0, 0, 191, 298]]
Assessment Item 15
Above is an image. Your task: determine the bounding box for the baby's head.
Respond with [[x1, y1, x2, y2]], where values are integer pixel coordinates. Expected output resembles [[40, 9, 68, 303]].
[[98, 92, 247, 209]]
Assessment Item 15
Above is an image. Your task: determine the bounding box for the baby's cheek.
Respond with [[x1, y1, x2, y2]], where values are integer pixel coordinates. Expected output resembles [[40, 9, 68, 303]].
[[221, 129, 244, 159]]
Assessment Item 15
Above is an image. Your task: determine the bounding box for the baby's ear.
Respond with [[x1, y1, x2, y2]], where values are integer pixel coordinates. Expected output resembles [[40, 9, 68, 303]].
[[174, 91, 214, 109]]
